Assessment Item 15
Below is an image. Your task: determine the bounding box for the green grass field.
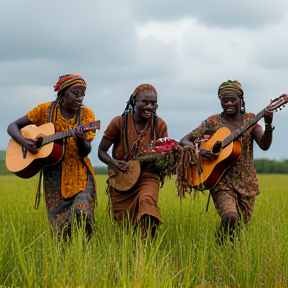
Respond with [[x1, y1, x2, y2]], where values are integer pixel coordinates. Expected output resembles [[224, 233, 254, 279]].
[[1, 174, 288, 288]]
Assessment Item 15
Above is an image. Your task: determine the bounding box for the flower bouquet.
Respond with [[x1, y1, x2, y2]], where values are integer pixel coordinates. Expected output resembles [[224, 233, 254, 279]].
[[136, 138, 179, 174]]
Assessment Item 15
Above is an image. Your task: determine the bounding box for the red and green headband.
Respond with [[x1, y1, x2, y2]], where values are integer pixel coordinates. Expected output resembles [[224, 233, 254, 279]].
[[218, 80, 244, 99], [54, 74, 86, 93]]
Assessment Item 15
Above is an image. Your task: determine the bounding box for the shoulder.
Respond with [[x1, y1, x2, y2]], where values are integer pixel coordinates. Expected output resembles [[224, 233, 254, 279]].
[[27, 102, 53, 125], [109, 115, 124, 125], [155, 116, 168, 137], [28, 102, 53, 115], [81, 105, 95, 115], [206, 114, 221, 121], [201, 114, 221, 126], [156, 116, 167, 126], [103, 115, 123, 139], [105, 115, 124, 130], [244, 112, 255, 119], [34, 102, 53, 109]]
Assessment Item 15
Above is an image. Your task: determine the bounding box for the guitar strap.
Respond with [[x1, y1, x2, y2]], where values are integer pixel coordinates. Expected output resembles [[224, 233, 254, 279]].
[[34, 169, 43, 210], [123, 112, 129, 161]]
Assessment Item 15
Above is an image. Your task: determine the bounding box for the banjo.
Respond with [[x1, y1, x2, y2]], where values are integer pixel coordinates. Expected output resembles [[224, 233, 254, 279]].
[[108, 138, 178, 191]]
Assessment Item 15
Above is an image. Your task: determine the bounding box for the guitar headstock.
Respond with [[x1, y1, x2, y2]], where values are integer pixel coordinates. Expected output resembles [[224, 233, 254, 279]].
[[266, 94, 288, 112]]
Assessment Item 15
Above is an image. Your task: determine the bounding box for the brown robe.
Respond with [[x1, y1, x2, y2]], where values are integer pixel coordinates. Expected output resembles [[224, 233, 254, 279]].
[[104, 112, 168, 225]]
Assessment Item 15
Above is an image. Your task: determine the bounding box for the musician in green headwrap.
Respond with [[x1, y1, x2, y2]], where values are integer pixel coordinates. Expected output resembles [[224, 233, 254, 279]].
[[180, 79, 274, 244]]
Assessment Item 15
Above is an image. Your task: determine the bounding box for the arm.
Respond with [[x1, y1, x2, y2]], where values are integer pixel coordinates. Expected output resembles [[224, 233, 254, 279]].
[[74, 124, 92, 158], [75, 134, 92, 158], [180, 120, 207, 148], [7, 115, 38, 154], [252, 111, 274, 151], [98, 136, 127, 174], [75, 107, 96, 158], [180, 132, 196, 147]]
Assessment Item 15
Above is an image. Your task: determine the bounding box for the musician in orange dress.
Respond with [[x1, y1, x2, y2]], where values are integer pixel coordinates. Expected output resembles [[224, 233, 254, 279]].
[[7, 74, 98, 240], [98, 84, 168, 238], [180, 80, 274, 243]]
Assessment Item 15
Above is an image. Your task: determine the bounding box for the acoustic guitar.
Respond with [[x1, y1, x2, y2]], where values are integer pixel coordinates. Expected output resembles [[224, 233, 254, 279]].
[[191, 94, 288, 190], [6, 121, 100, 178]]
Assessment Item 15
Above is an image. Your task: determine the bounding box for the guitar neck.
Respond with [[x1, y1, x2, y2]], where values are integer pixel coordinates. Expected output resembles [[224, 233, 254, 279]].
[[136, 152, 167, 163], [222, 109, 265, 148], [42, 129, 74, 145]]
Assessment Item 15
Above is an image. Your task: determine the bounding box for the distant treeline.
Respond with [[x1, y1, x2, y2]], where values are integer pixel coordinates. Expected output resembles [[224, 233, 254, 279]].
[[0, 161, 108, 176], [1, 159, 287, 176], [254, 159, 288, 174]]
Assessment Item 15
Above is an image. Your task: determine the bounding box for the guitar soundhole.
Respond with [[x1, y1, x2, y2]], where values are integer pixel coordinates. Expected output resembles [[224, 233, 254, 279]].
[[35, 137, 44, 150]]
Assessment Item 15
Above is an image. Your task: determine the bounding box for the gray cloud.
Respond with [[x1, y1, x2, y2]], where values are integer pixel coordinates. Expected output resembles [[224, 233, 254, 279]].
[[129, 0, 287, 28], [1, 0, 288, 165]]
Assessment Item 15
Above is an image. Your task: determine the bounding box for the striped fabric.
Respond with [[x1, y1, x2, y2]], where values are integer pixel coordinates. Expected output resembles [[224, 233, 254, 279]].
[[54, 74, 86, 93], [218, 80, 244, 98]]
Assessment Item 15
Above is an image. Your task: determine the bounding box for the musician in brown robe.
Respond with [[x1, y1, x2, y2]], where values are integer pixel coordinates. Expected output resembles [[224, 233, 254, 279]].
[[98, 84, 168, 238], [7, 74, 98, 240], [180, 80, 274, 243]]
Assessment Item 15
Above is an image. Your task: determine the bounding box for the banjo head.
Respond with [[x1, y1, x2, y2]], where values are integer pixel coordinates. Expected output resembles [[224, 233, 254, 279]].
[[108, 160, 141, 191]]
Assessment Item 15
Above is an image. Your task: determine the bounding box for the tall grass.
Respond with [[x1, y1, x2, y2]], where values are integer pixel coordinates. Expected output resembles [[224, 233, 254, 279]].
[[0, 174, 288, 287]]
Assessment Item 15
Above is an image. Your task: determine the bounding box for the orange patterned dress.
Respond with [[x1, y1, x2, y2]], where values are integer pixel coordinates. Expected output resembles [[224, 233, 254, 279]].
[[27, 102, 97, 237]]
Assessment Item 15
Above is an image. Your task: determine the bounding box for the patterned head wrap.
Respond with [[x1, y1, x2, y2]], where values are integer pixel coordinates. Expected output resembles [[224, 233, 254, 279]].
[[218, 80, 244, 99], [132, 84, 157, 97], [54, 74, 86, 93]]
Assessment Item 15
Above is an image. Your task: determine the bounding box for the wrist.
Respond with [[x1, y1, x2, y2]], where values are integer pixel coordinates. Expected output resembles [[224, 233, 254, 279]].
[[264, 117, 273, 125], [265, 124, 275, 131]]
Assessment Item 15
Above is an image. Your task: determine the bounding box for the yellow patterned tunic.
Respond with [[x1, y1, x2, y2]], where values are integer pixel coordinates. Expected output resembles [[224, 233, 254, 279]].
[[27, 102, 96, 198]]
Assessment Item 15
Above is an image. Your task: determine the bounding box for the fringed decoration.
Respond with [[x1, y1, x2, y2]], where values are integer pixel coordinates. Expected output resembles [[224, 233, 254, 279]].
[[174, 145, 198, 198]]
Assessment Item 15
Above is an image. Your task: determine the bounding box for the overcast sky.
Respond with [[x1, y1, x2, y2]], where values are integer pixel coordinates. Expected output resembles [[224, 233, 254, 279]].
[[1, 0, 288, 165]]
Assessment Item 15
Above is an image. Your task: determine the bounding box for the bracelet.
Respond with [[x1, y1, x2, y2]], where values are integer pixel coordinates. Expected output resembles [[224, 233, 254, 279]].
[[265, 124, 275, 131]]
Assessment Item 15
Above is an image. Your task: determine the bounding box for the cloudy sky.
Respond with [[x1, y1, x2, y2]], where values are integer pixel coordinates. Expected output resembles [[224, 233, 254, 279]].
[[1, 0, 288, 165]]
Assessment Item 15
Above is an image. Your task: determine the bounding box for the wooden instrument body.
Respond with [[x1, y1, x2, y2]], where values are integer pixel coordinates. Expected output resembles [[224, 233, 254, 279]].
[[191, 127, 241, 190], [6, 123, 64, 178]]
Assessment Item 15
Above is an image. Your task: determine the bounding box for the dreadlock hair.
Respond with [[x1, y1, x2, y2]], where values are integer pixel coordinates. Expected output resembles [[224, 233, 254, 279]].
[[122, 94, 134, 116], [56, 86, 71, 104]]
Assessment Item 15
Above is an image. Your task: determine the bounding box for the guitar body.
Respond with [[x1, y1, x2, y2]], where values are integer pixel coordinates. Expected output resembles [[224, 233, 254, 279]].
[[6, 123, 64, 178], [192, 126, 242, 190]]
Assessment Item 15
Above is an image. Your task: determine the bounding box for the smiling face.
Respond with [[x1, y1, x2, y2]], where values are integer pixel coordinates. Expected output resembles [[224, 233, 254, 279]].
[[133, 91, 158, 120], [220, 92, 241, 116], [61, 85, 86, 113]]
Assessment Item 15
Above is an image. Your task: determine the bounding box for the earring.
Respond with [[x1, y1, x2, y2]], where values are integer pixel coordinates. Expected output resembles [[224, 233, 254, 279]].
[[240, 99, 245, 113]]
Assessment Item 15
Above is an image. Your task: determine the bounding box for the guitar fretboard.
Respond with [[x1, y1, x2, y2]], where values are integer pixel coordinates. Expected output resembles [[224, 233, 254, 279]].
[[42, 130, 74, 145], [222, 109, 265, 148]]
